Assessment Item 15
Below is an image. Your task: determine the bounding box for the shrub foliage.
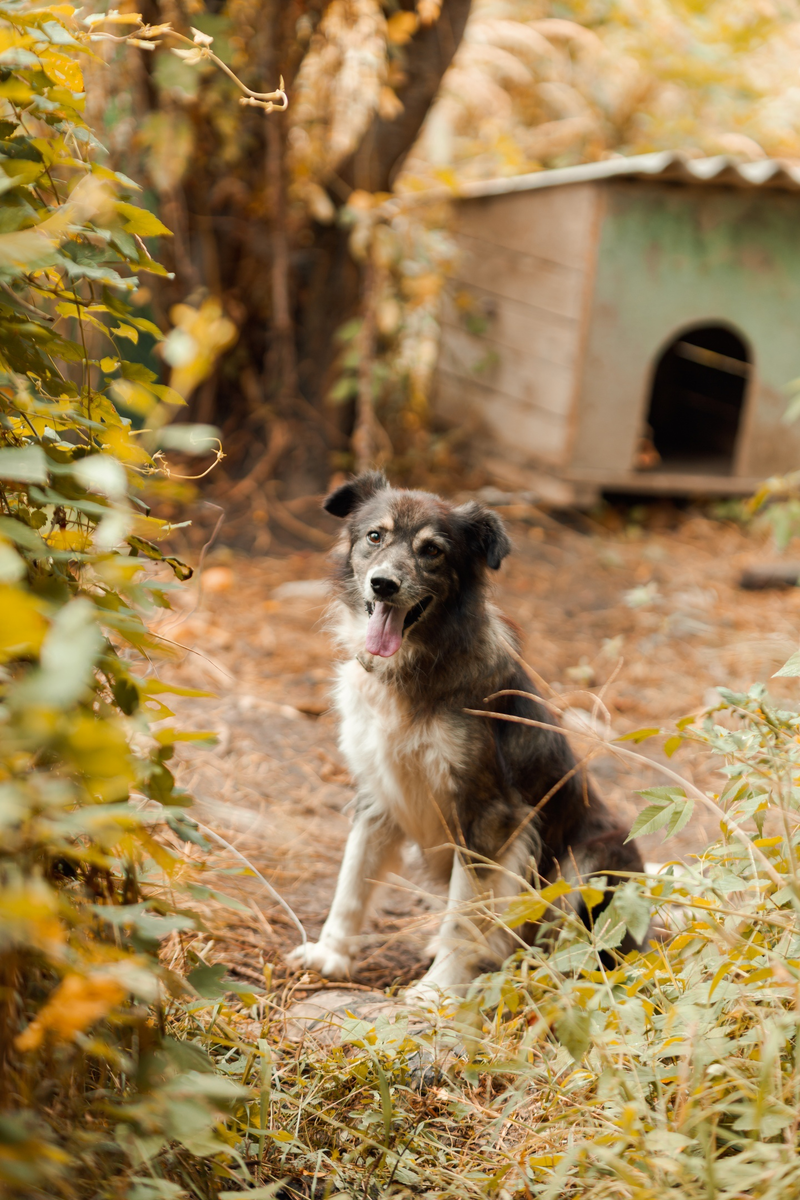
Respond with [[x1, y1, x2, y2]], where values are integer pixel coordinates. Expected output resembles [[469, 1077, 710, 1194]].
[[0, 5, 247, 1195]]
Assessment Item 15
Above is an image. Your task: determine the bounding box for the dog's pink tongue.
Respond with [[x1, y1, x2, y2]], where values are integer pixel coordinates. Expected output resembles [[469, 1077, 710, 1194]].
[[365, 602, 408, 657]]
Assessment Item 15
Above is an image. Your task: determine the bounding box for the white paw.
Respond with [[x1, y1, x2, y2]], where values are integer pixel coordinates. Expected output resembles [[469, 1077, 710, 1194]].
[[405, 977, 451, 1009], [285, 940, 352, 980]]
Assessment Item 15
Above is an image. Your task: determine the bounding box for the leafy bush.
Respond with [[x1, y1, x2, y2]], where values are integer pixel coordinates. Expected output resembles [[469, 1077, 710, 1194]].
[[0, 5, 251, 1195]]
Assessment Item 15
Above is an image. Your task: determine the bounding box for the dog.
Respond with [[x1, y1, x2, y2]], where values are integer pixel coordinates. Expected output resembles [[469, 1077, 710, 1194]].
[[287, 472, 645, 1001]]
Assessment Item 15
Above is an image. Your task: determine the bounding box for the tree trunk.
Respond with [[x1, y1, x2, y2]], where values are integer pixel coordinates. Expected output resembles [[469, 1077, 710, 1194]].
[[118, 0, 473, 497]]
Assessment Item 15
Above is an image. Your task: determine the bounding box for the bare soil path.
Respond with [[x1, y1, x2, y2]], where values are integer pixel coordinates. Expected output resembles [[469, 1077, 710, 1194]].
[[155, 505, 800, 993]]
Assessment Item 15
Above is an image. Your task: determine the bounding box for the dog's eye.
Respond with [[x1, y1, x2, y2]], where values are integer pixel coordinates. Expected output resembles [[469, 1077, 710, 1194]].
[[421, 543, 442, 559], [366, 530, 382, 545]]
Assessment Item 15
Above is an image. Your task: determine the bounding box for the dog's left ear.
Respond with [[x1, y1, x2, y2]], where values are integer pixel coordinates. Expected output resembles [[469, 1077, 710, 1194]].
[[323, 470, 388, 519], [455, 502, 511, 570]]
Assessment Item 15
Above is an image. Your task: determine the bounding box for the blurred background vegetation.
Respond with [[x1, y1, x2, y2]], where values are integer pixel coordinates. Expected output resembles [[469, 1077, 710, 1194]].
[[83, 0, 800, 541]]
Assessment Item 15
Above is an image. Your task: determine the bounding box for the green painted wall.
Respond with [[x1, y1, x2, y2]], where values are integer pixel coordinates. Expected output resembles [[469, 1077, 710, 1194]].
[[571, 181, 800, 477]]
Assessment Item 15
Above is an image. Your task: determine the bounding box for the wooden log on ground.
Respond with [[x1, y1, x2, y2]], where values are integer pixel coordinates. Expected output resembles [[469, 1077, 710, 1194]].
[[739, 563, 800, 590]]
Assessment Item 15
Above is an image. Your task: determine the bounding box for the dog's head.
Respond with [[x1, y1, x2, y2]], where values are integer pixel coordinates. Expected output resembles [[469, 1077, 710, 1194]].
[[324, 471, 511, 658]]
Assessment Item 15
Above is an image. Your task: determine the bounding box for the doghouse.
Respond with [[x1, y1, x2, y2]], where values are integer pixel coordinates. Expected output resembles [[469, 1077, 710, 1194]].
[[434, 152, 800, 505]]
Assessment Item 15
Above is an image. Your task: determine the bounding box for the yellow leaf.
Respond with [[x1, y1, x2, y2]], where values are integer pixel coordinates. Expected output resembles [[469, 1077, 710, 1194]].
[[0, 80, 33, 104], [115, 201, 172, 238], [0, 160, 46, 188], [110, 379, 157, 418], [131, 512, 174, 541], [387, 11, 418, 43], [0, 585, 47, 661], [15, 973, 125, 1051], [135, 829, 179, 874], [578, 884, 606, 911], [99, 357, 119, 373], [111, 323, 138, 343], [0, 878, 63, 955], [96, 427, 148, 468], [46, 528, 90, 552], [93, 555, 143, 587], [40, 48, 83, 92], [503, 894, 546, 928], [709, 958, 732, 999], [664, 735, 683, 758], [541, 879, 572, 903]]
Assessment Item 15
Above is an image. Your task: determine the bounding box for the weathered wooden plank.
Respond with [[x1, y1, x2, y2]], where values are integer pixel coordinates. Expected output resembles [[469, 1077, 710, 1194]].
[[439, 288, 578, 370], [454, 184, 598, 270], [439, 324, 575, 419], [436, 369, 570, 464], [453, 233, 585, 320]]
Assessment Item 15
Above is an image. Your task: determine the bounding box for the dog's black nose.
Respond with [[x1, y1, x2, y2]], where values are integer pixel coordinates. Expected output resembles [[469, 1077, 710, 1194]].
[[371, 575, 400, 599]]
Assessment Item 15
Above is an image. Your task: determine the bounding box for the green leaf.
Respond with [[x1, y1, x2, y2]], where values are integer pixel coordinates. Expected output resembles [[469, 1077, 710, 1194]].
[[0, 444, 48, 483], [665, 796, 694, 838], [0, 514, 49, 556], [327, 375, 358, 404], [627, 801, 674, 841], [112, 676, 139, 715], [627, 788, 693, 842], [334, 317, 362, 343], [20, 597, 103, 708], [555, 1008, 591, 1060], [156, 424, 220, 455], [613, 881, 651, 944], [774, 651, 800, 677], [187, 962, 255, 1000]]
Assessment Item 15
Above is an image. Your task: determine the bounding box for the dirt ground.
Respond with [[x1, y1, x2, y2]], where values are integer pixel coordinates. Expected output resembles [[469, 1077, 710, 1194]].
[[152, 499, 800, 994]]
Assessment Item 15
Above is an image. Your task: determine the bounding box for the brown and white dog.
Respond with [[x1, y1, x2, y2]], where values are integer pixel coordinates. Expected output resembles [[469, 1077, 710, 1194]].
[[287, 472, 644, 1002]]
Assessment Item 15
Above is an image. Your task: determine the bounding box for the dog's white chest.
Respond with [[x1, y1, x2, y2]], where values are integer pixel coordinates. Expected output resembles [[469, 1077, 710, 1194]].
[[335, 660, 466, 848]]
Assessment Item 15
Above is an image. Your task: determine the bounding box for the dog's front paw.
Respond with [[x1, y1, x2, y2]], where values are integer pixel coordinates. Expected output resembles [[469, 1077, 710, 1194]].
[[286, 940, 352, 980], [404, 977, 451, 1009]]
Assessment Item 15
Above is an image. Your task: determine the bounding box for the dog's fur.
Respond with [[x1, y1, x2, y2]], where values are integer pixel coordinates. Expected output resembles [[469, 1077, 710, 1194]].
[[287, 472, 645, 999]]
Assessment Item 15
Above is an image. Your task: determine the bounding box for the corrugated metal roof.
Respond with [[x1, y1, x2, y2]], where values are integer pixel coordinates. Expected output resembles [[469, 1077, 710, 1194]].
[[450, 151, 800, 200]]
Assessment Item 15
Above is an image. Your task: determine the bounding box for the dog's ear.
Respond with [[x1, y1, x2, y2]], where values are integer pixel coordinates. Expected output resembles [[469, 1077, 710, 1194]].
[[323, 471, 388, 519], [455, 501, 511, 570]]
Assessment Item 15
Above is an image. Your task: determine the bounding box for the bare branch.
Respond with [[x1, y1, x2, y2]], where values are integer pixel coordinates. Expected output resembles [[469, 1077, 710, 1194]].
[[85, 15, 288, 113]]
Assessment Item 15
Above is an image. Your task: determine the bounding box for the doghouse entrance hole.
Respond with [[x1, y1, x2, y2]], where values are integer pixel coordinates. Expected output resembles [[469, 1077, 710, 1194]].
[[643, 325, 750, 474]]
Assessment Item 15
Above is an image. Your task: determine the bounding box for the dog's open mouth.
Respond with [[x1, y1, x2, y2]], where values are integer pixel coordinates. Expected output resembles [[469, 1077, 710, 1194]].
[[364, 596, 432, 658]]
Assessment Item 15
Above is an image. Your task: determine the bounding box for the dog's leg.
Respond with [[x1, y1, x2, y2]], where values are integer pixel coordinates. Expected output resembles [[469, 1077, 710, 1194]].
[[286, 806, 403, 980], [406, 841, 529, 1005]]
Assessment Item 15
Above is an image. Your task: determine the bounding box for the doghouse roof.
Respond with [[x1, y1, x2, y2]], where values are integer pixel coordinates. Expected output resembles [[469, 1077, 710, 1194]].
[[447, 151, 800, 201]]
